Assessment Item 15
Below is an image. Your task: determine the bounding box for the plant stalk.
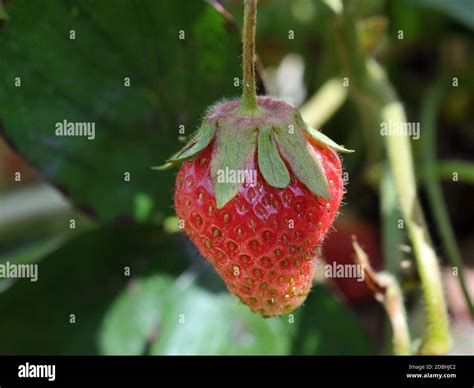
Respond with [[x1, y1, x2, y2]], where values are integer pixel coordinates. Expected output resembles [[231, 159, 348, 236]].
[[420, 81, 473, 318], [339, 0, 451, 354], [240, 0, 258, 113], [353, 239, 412, 355]]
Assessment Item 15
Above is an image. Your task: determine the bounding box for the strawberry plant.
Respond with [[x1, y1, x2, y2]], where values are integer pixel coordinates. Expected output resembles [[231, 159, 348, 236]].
[[0, 0, 472, 362], [157, 1, 353, 316]]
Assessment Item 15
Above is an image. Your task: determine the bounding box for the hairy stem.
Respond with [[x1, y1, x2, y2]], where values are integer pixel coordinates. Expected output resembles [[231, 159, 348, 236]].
[[240, 0, 258, 113]]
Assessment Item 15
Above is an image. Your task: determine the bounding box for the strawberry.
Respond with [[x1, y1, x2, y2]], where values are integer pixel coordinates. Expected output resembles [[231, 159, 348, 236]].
[[157, 97, 351, 316], [155, 1, 352, 317], [322, 218, 383, 304]]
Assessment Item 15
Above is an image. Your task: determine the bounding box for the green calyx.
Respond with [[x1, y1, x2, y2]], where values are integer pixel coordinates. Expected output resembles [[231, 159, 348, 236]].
[[153, 97, 353, 208]]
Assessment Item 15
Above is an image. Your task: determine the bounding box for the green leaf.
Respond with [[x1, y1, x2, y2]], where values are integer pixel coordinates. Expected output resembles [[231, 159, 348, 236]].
[[101, 274, 292, 355], [100, 275, 175, 355], [257, 127, 290, 188], [274, 125, 330, 200], [0, 0, 242, 221], [291, 285, 374, 355], [210, 126, 258, 208], [305, 126, 354, 153], [0, 226, 189, 354]]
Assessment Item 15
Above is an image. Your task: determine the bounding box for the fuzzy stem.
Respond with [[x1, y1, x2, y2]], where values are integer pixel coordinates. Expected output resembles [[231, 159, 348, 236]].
[[240, 0, 258, 113]]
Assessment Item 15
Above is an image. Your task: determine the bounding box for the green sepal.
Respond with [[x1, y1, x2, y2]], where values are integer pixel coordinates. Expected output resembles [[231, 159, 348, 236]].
[[295, 111, 353, 153], [169, 122, 216, 161], [274, 124, 331, 200], [258, 127, 290, 188], [211, 126, 258, 209], [305, 126, 354, 153], [151, 162, 174, 171], [151, 122, 216, 170]]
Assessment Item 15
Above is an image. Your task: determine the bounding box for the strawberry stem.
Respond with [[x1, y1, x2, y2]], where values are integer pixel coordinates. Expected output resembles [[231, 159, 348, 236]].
[[240, 0, 259, 113]]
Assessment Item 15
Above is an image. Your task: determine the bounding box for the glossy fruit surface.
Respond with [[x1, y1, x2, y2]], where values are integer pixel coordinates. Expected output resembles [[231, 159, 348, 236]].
[[175, 141, 343, 316]]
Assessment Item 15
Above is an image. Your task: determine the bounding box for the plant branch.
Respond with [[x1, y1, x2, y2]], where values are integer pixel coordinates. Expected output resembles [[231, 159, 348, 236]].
[[240, 0, 258, 113], [378, 81, 451, 355], [353, 238, 411, 355], [339, 0, 451, 354], [435, 160, 474, 184]]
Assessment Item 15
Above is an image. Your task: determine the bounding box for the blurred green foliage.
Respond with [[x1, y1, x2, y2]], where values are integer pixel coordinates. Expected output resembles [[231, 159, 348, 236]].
[[0, 0, 242, 221]]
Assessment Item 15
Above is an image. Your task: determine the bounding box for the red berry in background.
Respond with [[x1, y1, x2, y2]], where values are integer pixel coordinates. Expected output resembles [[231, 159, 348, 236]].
[[157, 96, 352, 317], [322, 218, 383, 304], [0, 141, 37, 186]]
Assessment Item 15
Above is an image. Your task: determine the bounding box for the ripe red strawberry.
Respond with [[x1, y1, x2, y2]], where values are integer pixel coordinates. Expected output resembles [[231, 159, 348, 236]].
[[157, 96, 351, 317], [323, 218, 383, 304]]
